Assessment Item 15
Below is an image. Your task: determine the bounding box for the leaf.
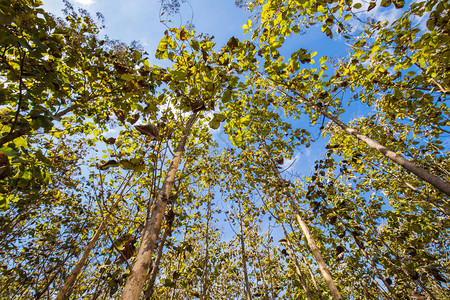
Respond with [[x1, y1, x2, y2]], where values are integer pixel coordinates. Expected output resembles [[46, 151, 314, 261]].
[[103, 137, 116, 144], [98, 160, 119, 170], [36, 150, 51, 165], [426, 18, 435, 31], [393, 0, 404, 9], [242, 19, 252, 30], [380, 0, 391, 7], [121, 74, 133, 81], [222, 90, 232, 102], [213, 113, 226, 122], [227, 36, 239, 50], [367, 1, 376, 11], [135, 124, 159, 139], [163, 279, 175, 287], [93, 129, 101, 137], [119, 158, 144, 172], [133, 51, 142, 61], [353, 3, 362, 9], [190, 39, 200, 51], [209, 119, 221, 130]]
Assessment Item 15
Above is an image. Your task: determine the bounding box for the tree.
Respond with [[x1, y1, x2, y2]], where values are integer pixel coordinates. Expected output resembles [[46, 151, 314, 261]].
[[1, 0, 449, 299]]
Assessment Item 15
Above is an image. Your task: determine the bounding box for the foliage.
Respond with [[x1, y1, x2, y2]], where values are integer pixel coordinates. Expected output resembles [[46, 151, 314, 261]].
[[0, 0, 449, 299]]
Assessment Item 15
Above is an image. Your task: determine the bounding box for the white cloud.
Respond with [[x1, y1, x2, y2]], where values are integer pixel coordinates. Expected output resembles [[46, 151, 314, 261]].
[[74, 0, 95, 5], [282, 152, 301, 170], [344, 0, 402, 36]]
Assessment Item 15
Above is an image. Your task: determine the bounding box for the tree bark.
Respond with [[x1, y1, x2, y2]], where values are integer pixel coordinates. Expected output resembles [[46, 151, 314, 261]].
[[276, 83, 450, 196], [261, 140, 343, 300], [321, 108, 450, 196], [143, 228, 170, 300], [280, 224, 314, 300], [55, 172, 133, 300], [200, 196, 212, 300], [121, 113, 198, 300], [237, 197, 253, 300], [302, 256, 323, 300]]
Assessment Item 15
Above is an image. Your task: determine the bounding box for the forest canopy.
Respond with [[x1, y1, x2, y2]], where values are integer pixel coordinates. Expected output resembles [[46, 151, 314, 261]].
[[0, 0, 449, 299]]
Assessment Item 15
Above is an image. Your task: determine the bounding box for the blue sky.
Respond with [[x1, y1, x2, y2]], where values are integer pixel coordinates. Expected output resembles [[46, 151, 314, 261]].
[[42, 0, 253, 64]]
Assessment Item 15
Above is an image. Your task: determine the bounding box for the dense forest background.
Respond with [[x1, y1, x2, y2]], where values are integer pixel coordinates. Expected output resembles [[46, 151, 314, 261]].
[[0, 0, 449, 299]]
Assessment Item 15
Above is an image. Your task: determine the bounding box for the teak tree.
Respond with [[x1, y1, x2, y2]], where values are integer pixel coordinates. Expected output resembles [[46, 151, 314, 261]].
[[1, 1, 449, 299]]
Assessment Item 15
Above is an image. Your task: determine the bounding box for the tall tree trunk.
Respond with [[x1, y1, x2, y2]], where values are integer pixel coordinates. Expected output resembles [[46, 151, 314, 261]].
[[280, 224, 314, 300], [260, 139, 343, 300], [302, 256, 323, 300], [122, 113, 198, 300], [143, 228, 170, 300], [237, 197, 253, 300], [55, 172, 133, 300], [276, 83, 450, 196], [200, 195, 212, 300], [321, 108, 450, 196], [255, 254, 270, 300]]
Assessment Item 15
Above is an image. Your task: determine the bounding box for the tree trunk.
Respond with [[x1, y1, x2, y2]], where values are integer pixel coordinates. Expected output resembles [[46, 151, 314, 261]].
[[280, 224, 314, 300], [143, 228, 170, 300], [55, 173, 133, 300], [321, 108, 450, 196], [292, 214, 342, 300], [238, 197, 253, 300], [122, 113, 197, 300], [261, 140, 343, 300], [276, 84, 450, 196], [302, 256, 323, 300], [200, 196, 212, 300]]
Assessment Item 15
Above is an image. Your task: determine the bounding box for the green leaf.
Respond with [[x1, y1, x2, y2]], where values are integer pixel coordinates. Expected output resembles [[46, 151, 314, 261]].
[[222, 90, 232, 102], [213, 113, 226, 122], [319, 56, 328, 64], [380, 0, 391, 7], [121, 74, 133, 81], [426, 18, 436, 31], [209, 119, 221, 130], [191, 39, 200, 50], [36, 150, 51, 165], [133, 51, 142, 61], [242, 19, 252, 30]]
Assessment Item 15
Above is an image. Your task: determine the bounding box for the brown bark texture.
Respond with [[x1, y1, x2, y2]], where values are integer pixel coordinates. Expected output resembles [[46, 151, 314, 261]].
[[121, 113, 197, 300], [261, 140, 343, 300]]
